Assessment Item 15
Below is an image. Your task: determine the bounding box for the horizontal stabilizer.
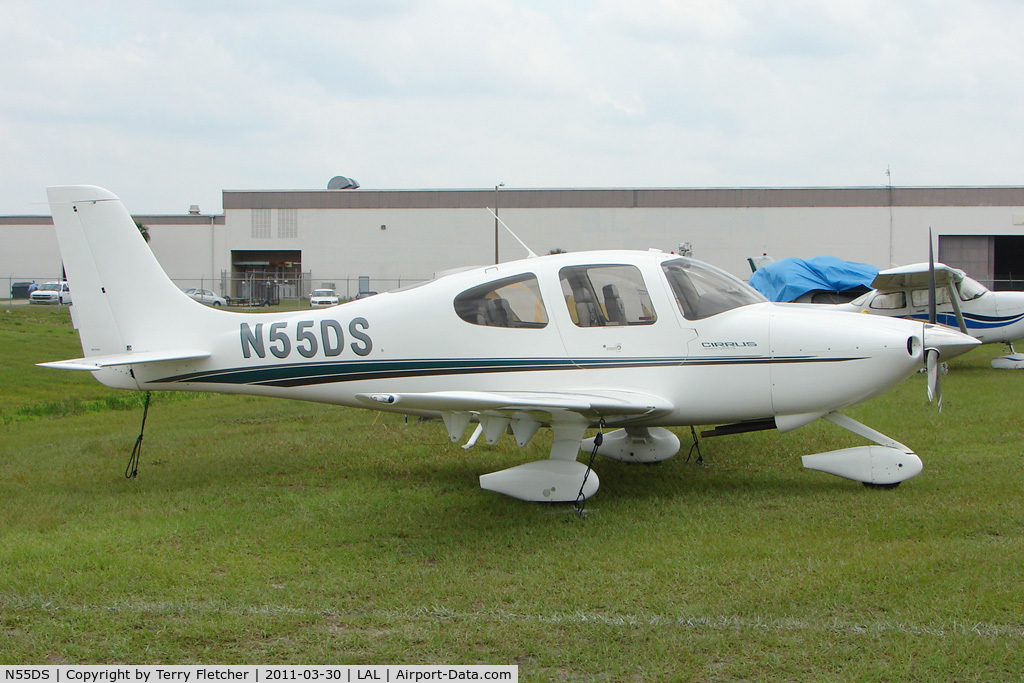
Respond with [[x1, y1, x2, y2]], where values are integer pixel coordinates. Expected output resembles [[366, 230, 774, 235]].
[[38, 349, 211, 371]]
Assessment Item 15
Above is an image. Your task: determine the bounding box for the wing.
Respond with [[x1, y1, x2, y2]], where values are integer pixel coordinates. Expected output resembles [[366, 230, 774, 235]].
[[356, 388, 674, 446], [870, 262, 963, 292], [356, 388, 671, 416]]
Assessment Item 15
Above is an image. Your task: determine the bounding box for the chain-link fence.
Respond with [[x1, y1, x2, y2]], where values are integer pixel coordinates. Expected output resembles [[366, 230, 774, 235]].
[[4, 276, 64, 302], [11, 272, 1021, 303], [4, 274, 430, 303], [992, 277, 1024, 291], [298, 276, 427, 300]]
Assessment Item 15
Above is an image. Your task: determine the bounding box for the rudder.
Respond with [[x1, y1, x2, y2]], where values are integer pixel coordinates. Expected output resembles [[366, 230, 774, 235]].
[[46, 185, 211, 359]]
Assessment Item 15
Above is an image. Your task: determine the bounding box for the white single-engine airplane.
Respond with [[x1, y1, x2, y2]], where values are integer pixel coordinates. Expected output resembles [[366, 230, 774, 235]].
[[41, 186, 980, 501], [835, 262, 1024, 369]]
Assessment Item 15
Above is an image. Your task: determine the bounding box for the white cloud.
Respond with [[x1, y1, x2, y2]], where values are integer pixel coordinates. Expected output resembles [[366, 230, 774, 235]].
[[2, 0, 1024, 214]]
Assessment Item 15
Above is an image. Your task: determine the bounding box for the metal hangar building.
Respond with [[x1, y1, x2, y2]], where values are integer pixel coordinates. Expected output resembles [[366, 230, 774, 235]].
[[3, 185, 1024, 299]]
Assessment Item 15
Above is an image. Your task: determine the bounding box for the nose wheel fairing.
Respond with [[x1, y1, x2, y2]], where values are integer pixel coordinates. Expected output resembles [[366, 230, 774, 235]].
[[799, 412, 922, 486], [802, 445, 922, 486]]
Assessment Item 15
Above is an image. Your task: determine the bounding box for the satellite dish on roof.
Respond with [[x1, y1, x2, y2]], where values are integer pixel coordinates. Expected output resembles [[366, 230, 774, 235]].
[[328, 175, 360, 190]]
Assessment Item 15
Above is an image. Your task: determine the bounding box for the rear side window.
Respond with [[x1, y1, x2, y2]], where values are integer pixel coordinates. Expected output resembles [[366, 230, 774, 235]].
[[872, 292, 908, 310], [454, 274, 548, 328], [559, 264, 657, 327]]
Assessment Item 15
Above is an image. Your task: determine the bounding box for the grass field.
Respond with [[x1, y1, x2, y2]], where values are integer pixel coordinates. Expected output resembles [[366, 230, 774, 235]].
[[2, 304, 1023, 680]]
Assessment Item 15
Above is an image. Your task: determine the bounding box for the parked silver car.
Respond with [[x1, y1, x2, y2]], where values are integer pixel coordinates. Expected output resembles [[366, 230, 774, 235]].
[[182, 288, 227, 306]]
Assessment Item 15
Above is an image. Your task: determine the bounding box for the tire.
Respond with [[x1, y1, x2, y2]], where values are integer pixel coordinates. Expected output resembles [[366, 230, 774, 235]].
[[863, 482, 900, 490]]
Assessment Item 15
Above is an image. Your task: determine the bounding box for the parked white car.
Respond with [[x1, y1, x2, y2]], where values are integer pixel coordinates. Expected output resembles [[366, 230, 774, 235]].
[[310, 288, 340, 307], [182, 288, 227, 306], [30, 281, 72, 305]]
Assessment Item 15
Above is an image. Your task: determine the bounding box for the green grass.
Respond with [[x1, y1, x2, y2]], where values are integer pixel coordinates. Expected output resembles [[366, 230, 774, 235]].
[[2, 303, 1024, 679]]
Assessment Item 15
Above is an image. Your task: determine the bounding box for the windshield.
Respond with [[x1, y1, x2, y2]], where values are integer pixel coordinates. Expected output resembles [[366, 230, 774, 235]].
[[312, 290, 335, 297], [849, 291, 871, 306], [662, 258, 766, 320], [40, 283, 61, 291], [959, 276, 988, 301]]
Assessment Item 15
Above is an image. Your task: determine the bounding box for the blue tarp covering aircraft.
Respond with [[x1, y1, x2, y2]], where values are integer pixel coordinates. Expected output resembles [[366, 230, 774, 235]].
[[749, 256, 879, 303]]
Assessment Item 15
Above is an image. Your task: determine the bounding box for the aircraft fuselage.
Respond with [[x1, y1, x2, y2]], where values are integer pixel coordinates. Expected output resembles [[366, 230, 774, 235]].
[[99, 250, 930, 429]]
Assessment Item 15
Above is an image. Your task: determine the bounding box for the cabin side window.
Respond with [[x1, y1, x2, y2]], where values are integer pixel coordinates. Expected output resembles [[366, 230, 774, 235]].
[[909, 289, 950, 308], [870, 292, 908, 310], [454, 274, 548, 328], [559, 264, 657, 327]]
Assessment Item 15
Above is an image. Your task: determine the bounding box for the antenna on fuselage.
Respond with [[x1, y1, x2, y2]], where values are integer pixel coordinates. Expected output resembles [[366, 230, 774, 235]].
[[486, 207, 538, 259]]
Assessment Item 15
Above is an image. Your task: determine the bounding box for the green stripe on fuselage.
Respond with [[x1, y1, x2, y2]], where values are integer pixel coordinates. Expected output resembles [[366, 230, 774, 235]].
[[148, 354, 860, 389]]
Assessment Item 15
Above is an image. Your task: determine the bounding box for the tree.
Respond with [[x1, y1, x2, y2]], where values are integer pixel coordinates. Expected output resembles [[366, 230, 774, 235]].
[[134, 220, 150, 243]]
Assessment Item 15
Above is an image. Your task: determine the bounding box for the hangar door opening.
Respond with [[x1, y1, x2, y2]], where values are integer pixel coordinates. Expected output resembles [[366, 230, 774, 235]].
[[228, 250, 310, 303], [939, 235, 1024, 290]]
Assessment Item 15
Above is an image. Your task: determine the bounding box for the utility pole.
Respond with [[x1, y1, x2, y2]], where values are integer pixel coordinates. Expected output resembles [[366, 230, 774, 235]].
[[886, 166, 895, 267], [494, 182, 504, 264]]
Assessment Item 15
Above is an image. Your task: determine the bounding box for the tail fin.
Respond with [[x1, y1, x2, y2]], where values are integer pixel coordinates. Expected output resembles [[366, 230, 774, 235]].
[[46, 185, 218, 363]]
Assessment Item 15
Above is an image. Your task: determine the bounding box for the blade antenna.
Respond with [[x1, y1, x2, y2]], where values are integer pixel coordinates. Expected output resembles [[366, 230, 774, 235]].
[[486, 208, 537, 259]]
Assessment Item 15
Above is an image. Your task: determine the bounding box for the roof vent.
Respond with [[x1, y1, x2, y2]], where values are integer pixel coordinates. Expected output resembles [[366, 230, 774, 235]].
[[328, 175, 360, 190], [188, 205, 201, 215]]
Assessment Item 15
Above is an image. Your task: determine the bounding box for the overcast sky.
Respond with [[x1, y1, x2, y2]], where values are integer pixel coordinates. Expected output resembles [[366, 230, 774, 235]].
[[3, 0, 1024, 215]]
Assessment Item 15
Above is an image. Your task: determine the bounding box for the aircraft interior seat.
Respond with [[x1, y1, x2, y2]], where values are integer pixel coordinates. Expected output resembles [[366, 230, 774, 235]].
[[475, 297, 515, 327], [492, 297, 515, 327], [474, 299, 491, 325], [602, 284, 628, 325], [574, 289, 605, 327]]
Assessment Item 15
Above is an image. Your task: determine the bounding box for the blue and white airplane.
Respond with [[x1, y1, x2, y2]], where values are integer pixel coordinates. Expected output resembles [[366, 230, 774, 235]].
[[39, 186, 979, 501], [835, 263, 1024, 368]]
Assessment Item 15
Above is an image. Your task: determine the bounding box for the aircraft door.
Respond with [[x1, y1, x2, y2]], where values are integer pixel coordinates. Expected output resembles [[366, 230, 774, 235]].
[[552, 263, 685, 366]]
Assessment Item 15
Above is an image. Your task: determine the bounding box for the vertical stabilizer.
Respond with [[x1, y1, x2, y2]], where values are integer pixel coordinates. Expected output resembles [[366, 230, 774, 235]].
[[46, 185, 214, 359]]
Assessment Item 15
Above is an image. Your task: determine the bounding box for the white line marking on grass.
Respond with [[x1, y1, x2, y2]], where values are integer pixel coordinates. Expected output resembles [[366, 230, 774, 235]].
[[6, 596, 1023, 639]]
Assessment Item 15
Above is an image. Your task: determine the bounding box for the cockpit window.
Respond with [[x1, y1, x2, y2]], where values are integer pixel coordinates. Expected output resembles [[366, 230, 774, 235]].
[[662, 258, 765, 320], [958, 276, 988, 301], [559, 264, 657, 327], [454, 274, 548, 328]]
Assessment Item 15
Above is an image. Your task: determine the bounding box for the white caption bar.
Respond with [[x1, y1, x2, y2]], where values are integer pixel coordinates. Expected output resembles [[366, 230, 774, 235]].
[[0, 666, 517, 683]]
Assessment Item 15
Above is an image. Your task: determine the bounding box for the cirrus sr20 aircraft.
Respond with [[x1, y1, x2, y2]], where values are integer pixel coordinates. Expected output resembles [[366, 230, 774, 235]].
[[40, 186, 980, 502]]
